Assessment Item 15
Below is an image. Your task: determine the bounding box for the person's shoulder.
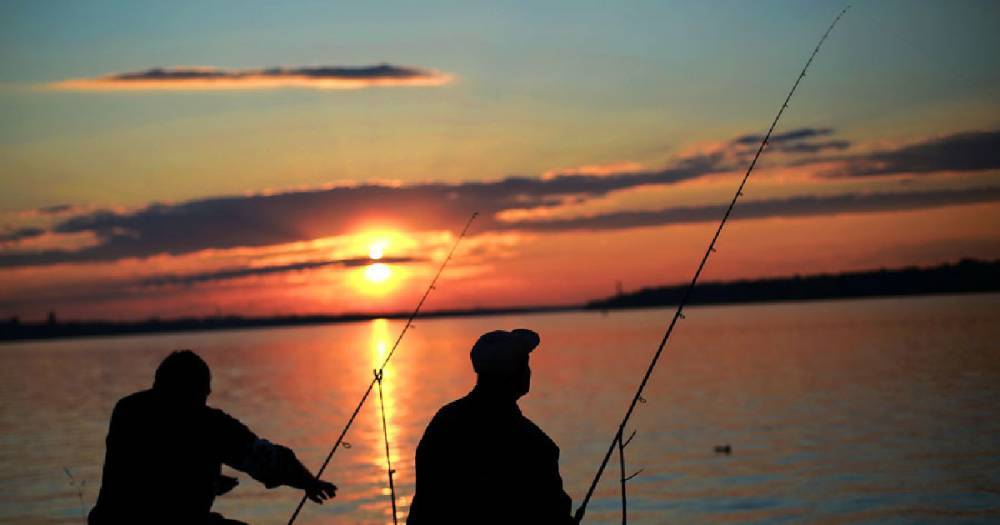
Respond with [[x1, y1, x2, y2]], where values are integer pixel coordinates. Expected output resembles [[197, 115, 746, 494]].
[[107, 390, 159, 431], [205, 405, 258, 445], [423, 395, 480, 436], [113, 389, 154, 413], [418, 396, 481, 454], [205, 404, 232, 419], [205, 405, 248, 428], [518, 413, 559, 453], [429, 396, 469, 424]]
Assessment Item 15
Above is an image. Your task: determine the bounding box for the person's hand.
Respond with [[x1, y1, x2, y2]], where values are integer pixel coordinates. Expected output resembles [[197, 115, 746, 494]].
[[304, 478, 337, 504], [214, 474, 239, 496]]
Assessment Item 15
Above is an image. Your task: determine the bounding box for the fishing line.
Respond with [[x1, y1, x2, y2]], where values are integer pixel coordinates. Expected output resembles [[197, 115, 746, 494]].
[[374, 369, 399, 525], [573, 7, 850, 522], [287, 211, 478, 525]]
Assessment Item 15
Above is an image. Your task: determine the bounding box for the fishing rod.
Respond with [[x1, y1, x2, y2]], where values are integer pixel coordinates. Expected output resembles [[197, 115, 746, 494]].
[[573, 7, 849, 522], [374, 369, 399, 525], [287, 211, 478, 525]]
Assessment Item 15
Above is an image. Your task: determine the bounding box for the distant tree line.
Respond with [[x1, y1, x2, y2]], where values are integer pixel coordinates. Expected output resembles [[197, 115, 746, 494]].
[[587, 258, 999, 310], [3, 259, 997, 342]]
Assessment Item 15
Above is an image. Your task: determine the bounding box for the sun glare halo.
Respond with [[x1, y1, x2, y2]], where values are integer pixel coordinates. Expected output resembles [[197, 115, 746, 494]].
[[365, 262, 391, 283]]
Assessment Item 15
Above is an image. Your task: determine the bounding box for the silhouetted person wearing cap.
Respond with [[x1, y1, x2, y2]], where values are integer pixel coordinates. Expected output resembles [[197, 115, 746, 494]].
[[88, 350, 337, 525], [407, 329, 576, 524]]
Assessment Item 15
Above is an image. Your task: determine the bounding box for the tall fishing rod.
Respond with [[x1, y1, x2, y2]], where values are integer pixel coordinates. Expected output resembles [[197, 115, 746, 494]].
[[288, 211, 478, 525], [573, 7, 849, 522]]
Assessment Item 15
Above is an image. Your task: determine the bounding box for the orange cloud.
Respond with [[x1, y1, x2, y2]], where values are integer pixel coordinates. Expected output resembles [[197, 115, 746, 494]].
[[48, 64, 453, 91], [0, 230, 100, 253], [542, 162, 644, 180], [6, 127, 998, 270]]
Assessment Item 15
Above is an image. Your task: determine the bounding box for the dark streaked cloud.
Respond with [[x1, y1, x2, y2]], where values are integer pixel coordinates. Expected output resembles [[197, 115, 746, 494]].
[[36, 204, 75, 215], [142, 255, 421, 287], [0, 227, 44, 244], [0, 159, 729, 268], [732, 127, 851, 155], [829, 129, 1000, 177], [49, 63, 453, 91], [4, 127, 998, 269], [733, 127, 834, 146], [501, 186, 1000, 232], [777, 140, 851, 154]]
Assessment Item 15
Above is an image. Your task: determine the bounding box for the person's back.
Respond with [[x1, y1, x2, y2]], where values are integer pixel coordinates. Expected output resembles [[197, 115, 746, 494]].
[[408, 387, 571, 524], [90, 389, 255, 524], [406, 329, 575, 525], [89, 350, 336, 525]]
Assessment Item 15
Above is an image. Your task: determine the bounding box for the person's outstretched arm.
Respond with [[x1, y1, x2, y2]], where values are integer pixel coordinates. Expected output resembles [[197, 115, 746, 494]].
[[211, 408, 337, 504]]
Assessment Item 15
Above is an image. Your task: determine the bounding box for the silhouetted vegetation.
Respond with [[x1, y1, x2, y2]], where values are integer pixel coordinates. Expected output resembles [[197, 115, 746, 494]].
[[2, 259, 996, 342], [587, 258, 999, 310], [0, 306, 575, 342]]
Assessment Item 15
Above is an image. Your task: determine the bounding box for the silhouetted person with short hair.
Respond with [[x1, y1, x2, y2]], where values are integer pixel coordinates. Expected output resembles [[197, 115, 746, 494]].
[[406, 329, 576, 524], [88, 350, 336, 525]]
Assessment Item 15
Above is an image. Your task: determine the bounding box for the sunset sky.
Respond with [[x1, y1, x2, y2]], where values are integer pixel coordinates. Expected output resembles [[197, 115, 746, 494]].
[[1, 1, 998, 321]]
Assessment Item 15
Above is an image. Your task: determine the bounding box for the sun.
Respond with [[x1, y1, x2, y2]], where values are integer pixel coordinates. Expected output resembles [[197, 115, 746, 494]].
[[364, 240, 392, 283], [347, 231, 411, 295]]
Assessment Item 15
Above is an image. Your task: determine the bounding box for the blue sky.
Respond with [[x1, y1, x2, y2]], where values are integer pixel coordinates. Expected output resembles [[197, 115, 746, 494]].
[[3, 1, 997, 208]]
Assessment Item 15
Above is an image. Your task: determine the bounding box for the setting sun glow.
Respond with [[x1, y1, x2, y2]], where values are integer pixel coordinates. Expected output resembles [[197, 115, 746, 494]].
[[365, 240, 392, 283], [365, 262, 391, 283], [346, 231, 413, 298]]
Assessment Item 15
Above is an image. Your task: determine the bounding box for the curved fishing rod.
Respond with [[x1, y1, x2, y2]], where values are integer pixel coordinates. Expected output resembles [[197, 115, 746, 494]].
[[288, 211, 478, 525], [573, 7, 849, 522]]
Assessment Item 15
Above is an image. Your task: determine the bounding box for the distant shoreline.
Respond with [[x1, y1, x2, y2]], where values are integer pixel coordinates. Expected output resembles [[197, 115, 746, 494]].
[[2, 259, 997, 342]]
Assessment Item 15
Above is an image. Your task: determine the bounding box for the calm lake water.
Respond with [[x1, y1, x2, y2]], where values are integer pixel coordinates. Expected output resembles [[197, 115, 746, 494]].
[[1, 294, 999, 524]]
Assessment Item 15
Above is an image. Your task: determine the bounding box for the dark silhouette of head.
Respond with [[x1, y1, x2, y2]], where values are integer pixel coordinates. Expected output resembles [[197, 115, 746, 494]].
[[470, 329, 539, 400], [153, 350, 211, 407]]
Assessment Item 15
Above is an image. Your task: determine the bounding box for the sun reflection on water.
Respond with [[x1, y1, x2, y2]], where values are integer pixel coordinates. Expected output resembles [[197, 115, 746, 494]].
[[369, 318, 402, 520]]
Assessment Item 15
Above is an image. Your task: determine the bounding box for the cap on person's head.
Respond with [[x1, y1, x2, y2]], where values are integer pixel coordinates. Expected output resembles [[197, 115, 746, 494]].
[[470, 329, 540, 376]]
